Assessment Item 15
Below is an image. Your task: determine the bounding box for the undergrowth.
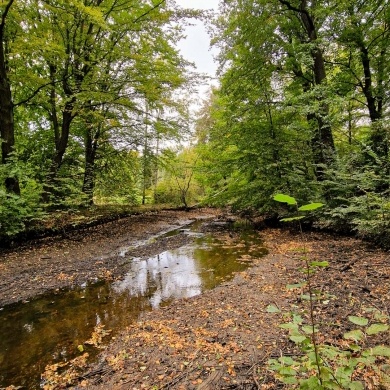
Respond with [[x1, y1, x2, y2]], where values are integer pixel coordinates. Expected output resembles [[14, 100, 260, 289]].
[[266, 194, 390, 389]]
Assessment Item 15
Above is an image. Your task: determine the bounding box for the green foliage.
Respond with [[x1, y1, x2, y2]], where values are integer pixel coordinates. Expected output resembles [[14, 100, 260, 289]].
[[273, 194, 297, 205], [191, 0, 390, 247], [0, 156, 45, 237], [0, 186, 44, 237], [273, 193, 325, 222], [267, 194, 390, 389], [155, 148, 205, 208], [196, 91, 320, 214], [0, 0, 195, 235], [0, 190, 30, 236], [94, 150, 141, 206], [154, 179, 182, 206], [269, 309, 390, 389], [319, 154, 390, 247]]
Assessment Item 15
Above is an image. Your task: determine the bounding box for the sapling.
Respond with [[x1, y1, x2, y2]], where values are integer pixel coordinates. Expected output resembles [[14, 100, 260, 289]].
[[266, 194, 390, 389]]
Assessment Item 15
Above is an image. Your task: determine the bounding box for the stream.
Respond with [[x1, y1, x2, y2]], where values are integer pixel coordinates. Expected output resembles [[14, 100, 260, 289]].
[[0, 221, 267, 389]]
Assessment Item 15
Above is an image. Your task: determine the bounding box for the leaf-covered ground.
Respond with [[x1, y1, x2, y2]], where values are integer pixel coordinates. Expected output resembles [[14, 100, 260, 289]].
[[35, 220, 389, 389]]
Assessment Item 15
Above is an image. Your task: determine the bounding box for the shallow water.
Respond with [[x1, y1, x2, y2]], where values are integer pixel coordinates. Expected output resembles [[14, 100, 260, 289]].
[[0, 222, 266, 389]]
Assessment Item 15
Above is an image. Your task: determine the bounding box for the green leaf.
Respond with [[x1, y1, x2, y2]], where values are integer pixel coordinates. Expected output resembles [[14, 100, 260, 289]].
[[300, 376, 322, 389], [302, 325, 318, 334], [298, 203, 325, 211], [348, 382, 364, 390], [349, 344, 362, 352], [280, 375, 298, 385], [279, 366, 296, 376], [369, 346, 390, 357], [273, 194, 297, 205], [366, 323, 389, 335], [77, 344, 84, 352], [320, 345, 340, 358], [292, 313, 304, 324], [266, 304, 280, 313], [280, 216, 304, 222], [289, 335, 308, 343], [344, 329, 364, 341], [348, 316, 369, 326], [279, 356, 295, 365], [310, 261, 329, 267], [280, 322, 299, 331]]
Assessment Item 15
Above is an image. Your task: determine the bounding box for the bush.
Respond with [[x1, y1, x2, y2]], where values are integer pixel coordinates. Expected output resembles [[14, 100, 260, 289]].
[[0, 190, 41, 237]]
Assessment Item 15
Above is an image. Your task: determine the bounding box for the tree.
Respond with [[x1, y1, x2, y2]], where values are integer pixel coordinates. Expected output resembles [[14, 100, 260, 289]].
[[278, 0, 335, 172], [8, 0, 192, 205], [0, 0, 19, 194], [330, 0, 390, 157], [213, 0, 337, 183], [156, 147, 203, 208]]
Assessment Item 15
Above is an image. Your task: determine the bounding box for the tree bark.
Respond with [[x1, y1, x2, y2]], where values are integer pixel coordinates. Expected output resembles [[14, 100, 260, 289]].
[[0, 0, 20, 194], [358, 44, 388, 157], [82, 124, 100, 205], [279, 0, 335, 179], [42, 97, 75, 203]]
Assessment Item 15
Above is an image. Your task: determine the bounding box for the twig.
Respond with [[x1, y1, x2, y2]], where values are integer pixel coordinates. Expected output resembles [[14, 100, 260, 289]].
[[159, 349, 201, 389]]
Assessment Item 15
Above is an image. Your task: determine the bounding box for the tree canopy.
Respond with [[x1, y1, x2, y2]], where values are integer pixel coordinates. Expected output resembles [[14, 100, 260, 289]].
[[0, 0, 199, 236], [1, 0, 390, 247], [195, 0, 390, 245]]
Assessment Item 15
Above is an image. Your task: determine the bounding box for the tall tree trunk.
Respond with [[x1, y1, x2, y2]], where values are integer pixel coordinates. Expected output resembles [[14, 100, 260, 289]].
[[358, 44, 388, 158], [0, 0, 20, 195], [280, 0, 335, 179], [42, 99, 75, 203], [82, 124, 100, 205]]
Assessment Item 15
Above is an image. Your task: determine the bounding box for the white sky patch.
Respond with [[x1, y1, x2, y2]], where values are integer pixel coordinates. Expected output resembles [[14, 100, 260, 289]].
[[174, 0, 220, 97]]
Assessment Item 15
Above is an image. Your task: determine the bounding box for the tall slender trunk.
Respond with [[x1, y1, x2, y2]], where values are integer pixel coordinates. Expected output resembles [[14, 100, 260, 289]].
[[300, 1, 335, 164], [82, 123, 100, 205], [0, 0, 20, 194], [42, 98, 75, 203], [358, 45, 388, 158]]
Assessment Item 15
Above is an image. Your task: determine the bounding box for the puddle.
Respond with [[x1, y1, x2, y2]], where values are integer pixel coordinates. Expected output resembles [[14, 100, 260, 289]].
[[0, 223, 267, 389]]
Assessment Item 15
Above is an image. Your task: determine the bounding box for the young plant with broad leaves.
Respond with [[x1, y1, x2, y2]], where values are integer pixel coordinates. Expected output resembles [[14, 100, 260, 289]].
[[267, 194, 390, 389]]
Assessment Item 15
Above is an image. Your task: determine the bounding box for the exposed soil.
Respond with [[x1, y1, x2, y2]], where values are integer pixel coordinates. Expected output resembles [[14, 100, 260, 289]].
[[0, 208, 220, 307], [1, 209, 389, 389]]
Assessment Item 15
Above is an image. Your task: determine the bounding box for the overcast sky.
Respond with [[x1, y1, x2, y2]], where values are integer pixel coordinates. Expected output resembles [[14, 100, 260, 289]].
[[174, 0, 220, 85]]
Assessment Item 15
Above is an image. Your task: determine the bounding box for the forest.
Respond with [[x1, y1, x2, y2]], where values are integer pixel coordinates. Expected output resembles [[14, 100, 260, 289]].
[[0, 0, 389, 247], [0, 1, 389, 389]]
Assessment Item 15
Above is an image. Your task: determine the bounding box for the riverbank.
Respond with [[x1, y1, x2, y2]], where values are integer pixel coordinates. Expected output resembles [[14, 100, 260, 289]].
[[45, 226, 389, 389], [1, 209, 389, 389], [0, 208, 220, 307]]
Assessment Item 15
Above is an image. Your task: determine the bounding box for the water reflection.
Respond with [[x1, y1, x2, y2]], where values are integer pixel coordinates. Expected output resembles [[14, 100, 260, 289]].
[[114, 250, 203, 308], [0, 227, 266, 389]]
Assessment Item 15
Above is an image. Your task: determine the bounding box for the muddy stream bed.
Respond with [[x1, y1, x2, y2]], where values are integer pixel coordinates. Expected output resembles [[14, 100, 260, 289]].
[[0, 215, 267, 389]]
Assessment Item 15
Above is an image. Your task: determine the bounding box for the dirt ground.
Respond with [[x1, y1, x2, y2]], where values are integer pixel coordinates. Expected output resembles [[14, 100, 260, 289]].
[[1, 209, 389, 389], [0, 209, 220, 307]]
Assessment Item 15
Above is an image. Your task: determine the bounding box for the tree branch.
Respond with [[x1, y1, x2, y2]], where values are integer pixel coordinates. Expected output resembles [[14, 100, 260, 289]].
[[0, 0, 14, 33], [14, 80, 55, 107], [277, 0, 315, 32], [133, 0, 166, 24]]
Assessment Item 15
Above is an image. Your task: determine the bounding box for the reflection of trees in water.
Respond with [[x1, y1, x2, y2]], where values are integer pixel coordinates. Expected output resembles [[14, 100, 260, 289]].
[[113, 249, 202, 309], [113, 233, 264, 308], [0, 231, 266, 389]]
